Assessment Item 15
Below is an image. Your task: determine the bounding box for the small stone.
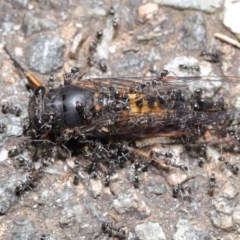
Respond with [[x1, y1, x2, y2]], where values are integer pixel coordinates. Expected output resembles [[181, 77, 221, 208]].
[[37, 189, 51, 205], [173, 219, 210, 240], [210, 210, 234, 231], [220, 181, 239, 199], [26, 35, 65, 74], [135, 222, 166, 240], [12, 219, 36, 240], [166, 169, 188, 186], [59, 203, 86, 229], [138, 3, 159, 21], [59, 206, 76, 228], [164, 56, 200, 77], [179, 13, 207, 50], [147, 181, 167, 195], [6, 124, 23, 137], [233, 203, 240, 232], [0, 186, 16, 215], [12, 0, 29, 8], [69, 32, 85, 59], [22, 12, 58, 36], [114, 52, 146, 76], [212, 196, 234, 215], [89, 178, 103, 198], [0, 149, 8, 162], [96, 18, 115, 60], [113, 190, 151, 218], [153, 0, 223, 13], [223, 0, 240, 38]]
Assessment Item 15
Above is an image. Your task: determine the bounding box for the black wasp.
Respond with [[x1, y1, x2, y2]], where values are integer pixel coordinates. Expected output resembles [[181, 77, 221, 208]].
[[4, 46, 240, 193]]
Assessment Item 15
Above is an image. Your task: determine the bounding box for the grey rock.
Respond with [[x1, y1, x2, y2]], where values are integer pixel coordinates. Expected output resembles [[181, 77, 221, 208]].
[[147, 181, 167, 195], [135, 222, 166, 240], [219, 181, 239, 199], [0, 185, 16, 215], [233, 203, 240, 232], [37, 189, 51, 205], [6, 124, 23, 137], [59, 209, 76, 228], [0, 149, 8, 162], [179, 13, 207, 50], [89, 178, 103, 198], [26, 35, 65, 74], [59, 204, 84, 228], [96, 18, 115, 60], [212, 196, 234, 215], [113, 190, 151, 218], [22, 12, 58, 36], [223, 1, 240, 38], [209, 210, 234, 231], [173, 219, 210, 240], [11, 0, 29, 8], [54, 190, 74, 208], [12, 219, 36, 240], [153, 0, 223, 13], [69, 32, 85, 59], [1, 21, 20, 34], [164, 56, 223, 98], [113, 52, 146, 76]]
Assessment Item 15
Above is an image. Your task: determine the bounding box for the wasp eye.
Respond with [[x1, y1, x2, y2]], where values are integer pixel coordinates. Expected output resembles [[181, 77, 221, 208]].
[[34, 86, 46, 96]]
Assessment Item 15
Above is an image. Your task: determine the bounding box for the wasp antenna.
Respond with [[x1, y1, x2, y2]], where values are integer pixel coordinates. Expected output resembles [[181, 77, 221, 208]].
[[4, 45, 44, 91], [24, 71, 45, 91], [4, 45, 26, 74]]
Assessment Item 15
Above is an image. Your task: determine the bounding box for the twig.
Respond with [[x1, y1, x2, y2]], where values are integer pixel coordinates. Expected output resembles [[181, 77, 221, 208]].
[[215, 32, 240, 49]]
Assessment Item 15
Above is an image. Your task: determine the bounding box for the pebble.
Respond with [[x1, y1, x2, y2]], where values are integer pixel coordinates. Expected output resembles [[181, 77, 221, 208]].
[[54, 189, 73, 207], [173, 219, 210, 240], [153, 0, 223, 13], [22, 12, 58, 36], [164, 56, 200, 76], [6, 124, 23, 137], [223, 0, 240, 38], [164, 56, 215, 79], [212, 196, 234, 215], [26, 35, 65, 74], [220, 181, 239, 199], [96, 18, 115, 60], [113, 190, 151, 218], [114, 52, 146, 76], [233, 203, 240, 233], [12, 0, 29, 8], [135, 222, 166, 240], [88, 178, 103, 198], [69, 32, 85, 59], [0, 149, 8, 162], [166, 169, 188, 186], [37, 189, 52, 205], [59, 204, 84, 228], [0, 185, 16, 215], [138, 3, 159, 21], [179, 13, 207, 50], [210, 210, 234, 231], [147, 181, 167, 195], [12, 219, 36, 240]]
